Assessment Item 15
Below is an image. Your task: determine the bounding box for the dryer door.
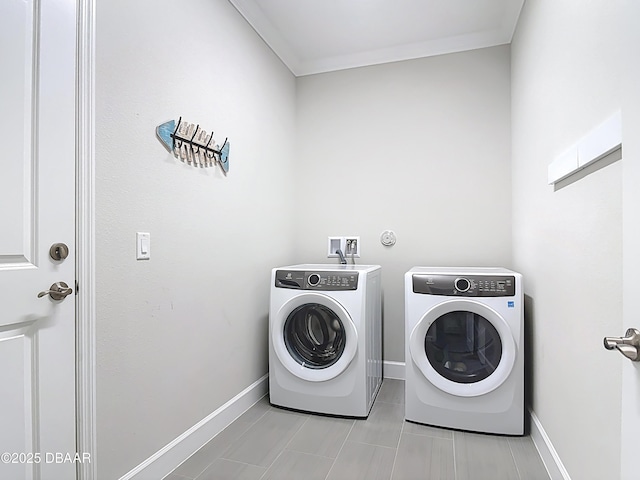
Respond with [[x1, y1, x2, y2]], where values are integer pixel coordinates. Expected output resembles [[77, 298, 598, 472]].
[[409, 299, 516, 397], [272, 293, 358, 382]]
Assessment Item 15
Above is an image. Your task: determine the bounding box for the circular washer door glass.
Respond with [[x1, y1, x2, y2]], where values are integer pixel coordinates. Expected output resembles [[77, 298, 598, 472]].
[[409, 299, 516, 397], [425, 310, 502, 384], [284, 303, 346, 369]]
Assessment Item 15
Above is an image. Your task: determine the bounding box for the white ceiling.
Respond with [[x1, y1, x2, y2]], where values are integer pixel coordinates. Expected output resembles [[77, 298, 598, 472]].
[[228, 0, 525, 77]]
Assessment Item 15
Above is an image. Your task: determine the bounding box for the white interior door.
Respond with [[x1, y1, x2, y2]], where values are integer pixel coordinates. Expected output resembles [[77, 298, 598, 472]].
[[621, 1, 640, 477], [0, 0, 77, 479]]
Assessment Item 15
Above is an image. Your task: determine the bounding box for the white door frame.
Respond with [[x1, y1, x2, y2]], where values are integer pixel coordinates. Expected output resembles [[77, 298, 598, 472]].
[[76, 0, 97, 479], [621, 0, 640, 477]]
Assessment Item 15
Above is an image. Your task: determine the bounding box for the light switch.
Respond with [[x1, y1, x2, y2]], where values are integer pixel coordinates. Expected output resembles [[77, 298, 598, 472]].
[[136, 232, 150, 260]]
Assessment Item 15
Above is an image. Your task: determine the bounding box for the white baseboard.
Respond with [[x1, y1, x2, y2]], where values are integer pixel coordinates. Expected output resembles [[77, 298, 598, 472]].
[[529, 409, 571, 480], [383, 360, 405, 380], [119, 374, 268, 480]]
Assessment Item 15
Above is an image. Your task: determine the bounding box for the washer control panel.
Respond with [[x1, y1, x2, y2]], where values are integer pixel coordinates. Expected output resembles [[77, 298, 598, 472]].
[[275, 270, 359, 290], [412, 274, 516, 297]]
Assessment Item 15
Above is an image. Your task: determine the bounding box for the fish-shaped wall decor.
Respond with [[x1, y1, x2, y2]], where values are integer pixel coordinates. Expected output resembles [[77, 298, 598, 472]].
[[156, 118, 230, 174]]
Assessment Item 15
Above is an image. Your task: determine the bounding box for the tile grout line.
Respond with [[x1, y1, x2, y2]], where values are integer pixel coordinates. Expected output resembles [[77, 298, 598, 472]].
[[192, 408, 273, 480], [507, 437, 524, 480], [199, 457, 267, 478], [180, 401, 274, 480], [255, 412, 311, 480], [168, 473, 194, 480], [210, 401, 274, 474], [402, 428, 454, 442], [452, 430, 458, 480], [344, 439, 399, 450], [322, 419, 357, 480], [388, 417, 406, 480]]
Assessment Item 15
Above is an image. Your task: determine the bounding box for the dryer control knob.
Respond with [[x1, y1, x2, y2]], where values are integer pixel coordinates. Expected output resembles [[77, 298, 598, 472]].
[[308, 274, 321, 286], [454, 277, 471, 292]]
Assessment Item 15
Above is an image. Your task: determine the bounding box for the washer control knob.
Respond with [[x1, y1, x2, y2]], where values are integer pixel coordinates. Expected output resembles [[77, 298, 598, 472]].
[[454, 277, 471, 292], [308, 273, 321, 286]]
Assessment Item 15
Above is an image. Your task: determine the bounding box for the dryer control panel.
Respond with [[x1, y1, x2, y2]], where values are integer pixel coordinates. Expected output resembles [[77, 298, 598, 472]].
[[275, 270, 359, 290], [412, 274, 516, 297]]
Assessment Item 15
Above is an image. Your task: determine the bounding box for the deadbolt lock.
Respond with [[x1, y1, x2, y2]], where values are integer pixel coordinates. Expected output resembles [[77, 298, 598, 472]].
[[49, 243, 69, 261]]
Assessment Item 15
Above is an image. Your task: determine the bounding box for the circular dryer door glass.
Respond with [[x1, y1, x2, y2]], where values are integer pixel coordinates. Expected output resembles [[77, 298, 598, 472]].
[[284, 303, 346, 369], [425, 310, 502, 384]]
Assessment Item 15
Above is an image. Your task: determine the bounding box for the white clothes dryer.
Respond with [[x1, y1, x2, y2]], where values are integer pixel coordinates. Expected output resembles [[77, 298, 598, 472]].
[[269, 264, 382, 417], [405, 267, 524, 435]]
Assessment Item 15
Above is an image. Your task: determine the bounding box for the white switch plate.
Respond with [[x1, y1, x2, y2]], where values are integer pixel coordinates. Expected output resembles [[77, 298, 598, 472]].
[[136, 232, 150, 260]]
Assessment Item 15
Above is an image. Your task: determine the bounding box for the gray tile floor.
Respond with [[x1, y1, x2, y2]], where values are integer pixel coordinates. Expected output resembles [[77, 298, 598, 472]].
[[166, 379, 550, 480]]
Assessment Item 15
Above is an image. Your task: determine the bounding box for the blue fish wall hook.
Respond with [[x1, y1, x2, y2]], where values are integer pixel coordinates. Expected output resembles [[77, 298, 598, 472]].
[[156, 118, 231, 174]]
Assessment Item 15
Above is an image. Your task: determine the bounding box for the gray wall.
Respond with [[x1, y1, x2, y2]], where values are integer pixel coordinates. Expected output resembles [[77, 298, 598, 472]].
[[95, 1, 296, 478], [294, 46, 513, 362], [93, 1, 624, 478], [511, 1, 622, 479]]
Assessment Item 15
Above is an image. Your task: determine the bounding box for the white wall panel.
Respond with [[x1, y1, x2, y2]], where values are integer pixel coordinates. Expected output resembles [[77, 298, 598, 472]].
[[94, 1, 297, 477], [511, 1, 622, 478], [295, 46, 512, 362]]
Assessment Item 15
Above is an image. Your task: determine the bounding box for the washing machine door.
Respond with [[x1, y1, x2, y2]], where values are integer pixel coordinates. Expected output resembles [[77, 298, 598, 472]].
[[409, 299, 516, 397], [272, 293, 358, 382]]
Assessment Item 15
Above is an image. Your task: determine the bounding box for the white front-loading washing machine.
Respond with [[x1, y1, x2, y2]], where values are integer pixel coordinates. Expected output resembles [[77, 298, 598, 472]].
[[269, 264, 382, 417], [405, 267, 524, 435]]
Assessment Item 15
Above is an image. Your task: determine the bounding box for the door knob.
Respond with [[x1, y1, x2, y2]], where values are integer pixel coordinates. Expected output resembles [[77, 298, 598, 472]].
[[603, 328, 640, 361], [49, 243, 69, 261], [38, 281, 73, 301]]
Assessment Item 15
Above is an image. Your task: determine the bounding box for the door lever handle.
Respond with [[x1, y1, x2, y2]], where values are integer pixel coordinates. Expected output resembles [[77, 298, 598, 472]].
[[38, 281, 73, 301], [603, 328, 640, 361]]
